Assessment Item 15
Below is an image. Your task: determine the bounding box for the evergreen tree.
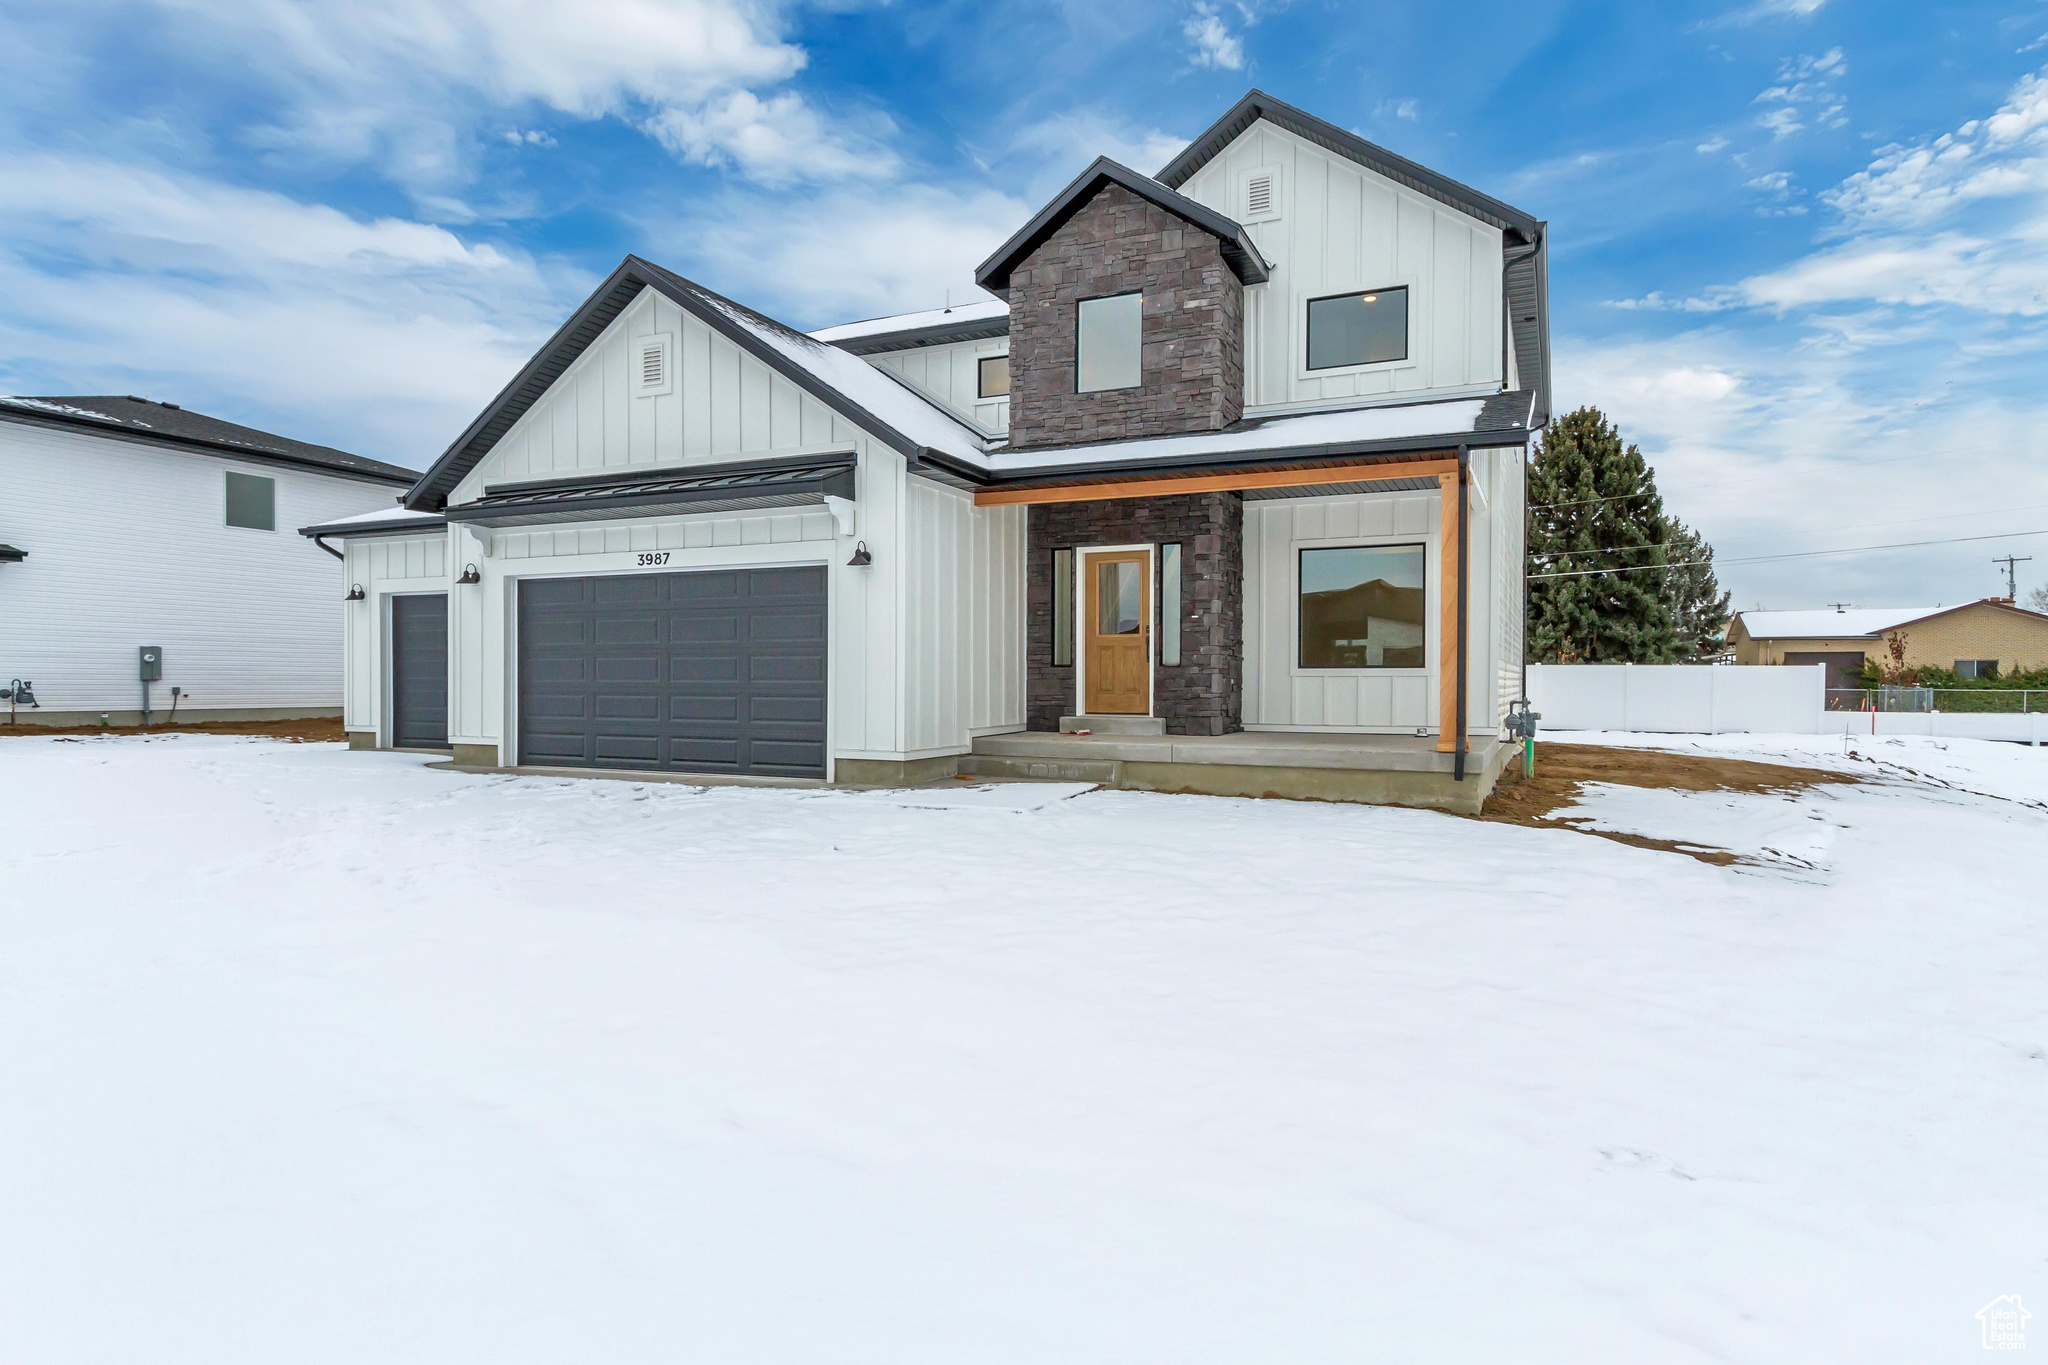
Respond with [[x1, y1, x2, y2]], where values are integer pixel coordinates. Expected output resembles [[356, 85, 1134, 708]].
[[1525, 407, 1681, 663], [1661, 517, 1733, 659]]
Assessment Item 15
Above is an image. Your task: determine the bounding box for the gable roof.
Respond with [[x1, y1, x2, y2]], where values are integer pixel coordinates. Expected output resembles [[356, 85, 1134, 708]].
[[404, 255, 988, 512], [1733, 600, 2048, 641], [1155, 89, 1551, 427], [0, 395, 417, 484], [974, 157, 1272, 296], [1155, 89, 1541, 241]]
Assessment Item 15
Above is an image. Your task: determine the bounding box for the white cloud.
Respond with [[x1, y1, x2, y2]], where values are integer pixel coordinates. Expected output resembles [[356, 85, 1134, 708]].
[[1375, 97, 1420, 123], [643, 89, 899, 184], [656, 181, 1030, 329], [1825, 71, 2048, 227], [1002, 109, 1188, 191], [1753, 48, 1847, 139], [0, 153, 567, 464], [1183, 4, 1244, 71]]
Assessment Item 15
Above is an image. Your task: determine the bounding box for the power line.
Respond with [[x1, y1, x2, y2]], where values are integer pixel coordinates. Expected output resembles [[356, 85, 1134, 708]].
[[1529, 527, 2048, 580]]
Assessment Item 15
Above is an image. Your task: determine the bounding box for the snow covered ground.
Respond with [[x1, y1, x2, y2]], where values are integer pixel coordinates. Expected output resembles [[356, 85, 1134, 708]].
[[2, 732, 2044, 1363]]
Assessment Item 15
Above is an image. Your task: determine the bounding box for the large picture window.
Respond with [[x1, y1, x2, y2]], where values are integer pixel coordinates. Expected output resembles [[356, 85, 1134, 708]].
[[1299, 544, 1426, 669], [1306, 287, 1408, 370], [1077, 292, 1142, 392]]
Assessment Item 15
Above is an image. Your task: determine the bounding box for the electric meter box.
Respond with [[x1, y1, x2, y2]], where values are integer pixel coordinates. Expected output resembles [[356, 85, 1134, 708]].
[[139, 646, 163, 682]]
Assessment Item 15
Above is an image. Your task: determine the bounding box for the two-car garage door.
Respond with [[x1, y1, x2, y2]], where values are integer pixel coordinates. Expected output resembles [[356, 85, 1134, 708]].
[[517, 566, 828, 778]]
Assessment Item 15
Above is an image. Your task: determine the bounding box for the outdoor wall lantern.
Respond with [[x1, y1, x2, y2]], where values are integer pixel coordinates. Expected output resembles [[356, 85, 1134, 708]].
[[847, 540, 873, 567], [345, 583, 366, 600], [458, 564, 482, 584]]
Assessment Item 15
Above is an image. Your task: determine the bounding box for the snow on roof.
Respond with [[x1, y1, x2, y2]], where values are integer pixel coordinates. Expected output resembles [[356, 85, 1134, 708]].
[[1, 396, 151, 427], [810, 299, 1009, 344], [317, 505, 444, 529], [1735, 607, 1948, 639], [697, 296, 989, 464], [984, 399, 1490, 474]]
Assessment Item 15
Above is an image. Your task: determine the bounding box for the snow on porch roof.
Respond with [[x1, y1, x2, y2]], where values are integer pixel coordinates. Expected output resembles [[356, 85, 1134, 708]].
[[1734, 607, 1948, 640], [977, 393, 1532, 478], [810, 299, 1010, 354]]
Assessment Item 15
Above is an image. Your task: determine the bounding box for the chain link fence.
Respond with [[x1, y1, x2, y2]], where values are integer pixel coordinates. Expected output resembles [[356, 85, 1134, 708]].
[[1827, 687, 2048, 714]]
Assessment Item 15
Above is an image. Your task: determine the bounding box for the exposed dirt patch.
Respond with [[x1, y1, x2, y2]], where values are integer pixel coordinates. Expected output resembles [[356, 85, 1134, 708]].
[[0, 716, 346, 743], [1476, 742, 1865, 865]]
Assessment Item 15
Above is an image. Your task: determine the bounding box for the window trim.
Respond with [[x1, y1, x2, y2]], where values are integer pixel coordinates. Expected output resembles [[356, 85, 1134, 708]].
[[1293, 539, 1431, 675], [1075, 290, 1144, 394], [1299, 282, 1418, 380], [224, 469, 277, 533], [977, 352, 1011, 399]]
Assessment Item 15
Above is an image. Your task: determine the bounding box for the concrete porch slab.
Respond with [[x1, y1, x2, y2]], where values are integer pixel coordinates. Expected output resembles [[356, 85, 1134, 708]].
[[975, 729, 1500, 773]]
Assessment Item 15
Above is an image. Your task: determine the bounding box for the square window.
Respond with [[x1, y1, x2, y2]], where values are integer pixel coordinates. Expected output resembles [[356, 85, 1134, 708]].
[[1299, 544, 1426, 669], [1307, 287, 1409, 370], [225, 471, 275, 531], [1077, 292, 1142, 393], [978, 353, 1010, 398]]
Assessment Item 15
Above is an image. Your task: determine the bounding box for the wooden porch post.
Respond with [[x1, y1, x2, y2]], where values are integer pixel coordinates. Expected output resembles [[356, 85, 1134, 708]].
[[1437, 470, 1460, 754]]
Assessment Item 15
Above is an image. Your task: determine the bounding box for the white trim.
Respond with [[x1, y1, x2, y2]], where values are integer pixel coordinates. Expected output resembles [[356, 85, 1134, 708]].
[[633, 332, 674, 398], [1287, 533, 1433, 680], [1236, 163, 1284, 224], [1296, 277, 1422, 384], [1240, 383, 1504, 421], [1075, 542, 1156, 718]]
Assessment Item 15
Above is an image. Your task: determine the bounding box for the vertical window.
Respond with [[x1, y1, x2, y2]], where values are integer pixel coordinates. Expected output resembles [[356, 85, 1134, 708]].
[[1052, 548, 1074, 667], [1159, 544, 1182, 666], [1306, 287, 1409, 370], [977, 354, 1010, 398], [1076, 292, 1142, 392], [1299, 544, 1426, 669], [225, 471, 276, 531]]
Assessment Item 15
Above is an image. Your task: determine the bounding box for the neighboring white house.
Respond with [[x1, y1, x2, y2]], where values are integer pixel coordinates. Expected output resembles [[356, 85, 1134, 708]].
[[309, 90, 1548, 808], [0, 396, 419, 727]]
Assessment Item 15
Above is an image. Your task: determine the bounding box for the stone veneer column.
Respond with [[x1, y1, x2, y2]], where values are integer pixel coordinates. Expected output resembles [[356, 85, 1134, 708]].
[[1026, 493, 1243, 736]]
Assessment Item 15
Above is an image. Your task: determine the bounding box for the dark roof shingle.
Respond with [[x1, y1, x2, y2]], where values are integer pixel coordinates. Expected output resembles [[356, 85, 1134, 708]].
[[0, 395, 417, 484]]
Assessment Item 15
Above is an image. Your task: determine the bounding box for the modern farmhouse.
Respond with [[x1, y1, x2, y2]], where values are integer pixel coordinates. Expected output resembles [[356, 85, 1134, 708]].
[[1, 396, 417, 727], [304, 91, 1549, 810]]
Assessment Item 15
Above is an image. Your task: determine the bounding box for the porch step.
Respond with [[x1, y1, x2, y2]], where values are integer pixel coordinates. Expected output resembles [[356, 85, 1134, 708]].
[[1059, 714, 1165, 736], [956, 754, 1123, 784]]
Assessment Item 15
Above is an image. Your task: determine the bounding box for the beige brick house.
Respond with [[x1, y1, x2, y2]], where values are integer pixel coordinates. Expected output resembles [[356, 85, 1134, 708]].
[[1729, 600, 2048, 686]]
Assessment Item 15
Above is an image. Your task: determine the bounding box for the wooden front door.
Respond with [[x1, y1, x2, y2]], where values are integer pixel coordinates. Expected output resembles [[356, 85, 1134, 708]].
[[1084, 550, 1150, 714]]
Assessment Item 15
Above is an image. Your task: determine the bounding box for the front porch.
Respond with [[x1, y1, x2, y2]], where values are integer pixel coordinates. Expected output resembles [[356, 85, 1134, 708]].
[[961, 729, 1514, 814]]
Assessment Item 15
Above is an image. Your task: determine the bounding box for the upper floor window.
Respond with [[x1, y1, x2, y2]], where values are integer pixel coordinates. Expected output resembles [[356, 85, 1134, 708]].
[[1307, 287, 1409, 371], [978, 354, 1010, 398], [1077, 292, 1142, 393], [225, 471, 275, 531]]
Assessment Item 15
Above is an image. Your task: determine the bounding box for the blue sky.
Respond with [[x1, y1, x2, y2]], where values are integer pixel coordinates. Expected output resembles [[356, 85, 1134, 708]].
[[3, 0, 2046, 610]]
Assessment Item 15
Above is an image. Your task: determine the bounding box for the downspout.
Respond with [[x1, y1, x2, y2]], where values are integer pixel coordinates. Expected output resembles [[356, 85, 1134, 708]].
[[1455, 445, 1470, 782], [313, 534, 344, 560]]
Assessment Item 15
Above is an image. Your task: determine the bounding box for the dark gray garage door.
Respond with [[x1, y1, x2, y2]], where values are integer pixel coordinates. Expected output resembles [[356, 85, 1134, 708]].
[[517, 567, 827, 777], [389, 593, 449, 750]]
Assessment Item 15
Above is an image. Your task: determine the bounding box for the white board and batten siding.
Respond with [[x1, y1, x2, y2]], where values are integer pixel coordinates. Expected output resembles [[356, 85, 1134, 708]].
[[1243, 448, 1518, 735], [341, 532, 450, 738], [901, 482, 1027, 755], [1176, 119, 1506, 413], [444, 287, 1025, 765], [866, 338, 1010, 436], [0, 418, 402, 717]]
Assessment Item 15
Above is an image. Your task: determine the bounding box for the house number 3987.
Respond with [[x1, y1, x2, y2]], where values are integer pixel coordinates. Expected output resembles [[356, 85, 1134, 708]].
[[636, 552, 671, 566]]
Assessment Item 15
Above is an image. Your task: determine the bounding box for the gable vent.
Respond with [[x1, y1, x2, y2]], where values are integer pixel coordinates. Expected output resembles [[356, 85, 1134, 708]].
[[1246, 174, 1273, 217], [635, 333, 674, 397]]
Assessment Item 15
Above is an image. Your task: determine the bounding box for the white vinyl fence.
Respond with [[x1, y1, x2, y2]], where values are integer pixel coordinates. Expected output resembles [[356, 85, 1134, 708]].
[[1527, 664, 1824, 734], [1526, 664, 2048, 742]]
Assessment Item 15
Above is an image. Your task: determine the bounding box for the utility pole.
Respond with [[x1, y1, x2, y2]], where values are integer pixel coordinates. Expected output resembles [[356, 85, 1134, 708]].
[[1993, 555, 2031, 601]]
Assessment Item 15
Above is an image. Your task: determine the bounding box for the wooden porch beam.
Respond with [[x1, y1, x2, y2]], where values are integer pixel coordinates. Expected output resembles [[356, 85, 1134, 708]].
[[970, 456, 1460, 507]]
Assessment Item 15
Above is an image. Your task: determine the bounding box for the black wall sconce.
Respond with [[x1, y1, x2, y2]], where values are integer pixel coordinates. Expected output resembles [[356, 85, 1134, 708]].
[[345, 583, 366, 600], [458, 564, 482, 584], [847, 540, 872, 567]]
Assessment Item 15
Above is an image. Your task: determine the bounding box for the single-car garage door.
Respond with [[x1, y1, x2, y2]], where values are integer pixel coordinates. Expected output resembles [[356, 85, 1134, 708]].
[[389, 592, 449, 750], [517, 566, 827, 777]]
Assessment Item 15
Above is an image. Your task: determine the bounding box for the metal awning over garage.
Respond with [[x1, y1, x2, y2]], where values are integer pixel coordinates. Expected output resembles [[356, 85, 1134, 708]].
[[443, 453, 857, 528]]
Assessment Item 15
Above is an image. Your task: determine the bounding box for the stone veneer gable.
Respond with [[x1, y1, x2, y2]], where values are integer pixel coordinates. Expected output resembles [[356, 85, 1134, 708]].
[[1005, 182, 1245, 450]]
